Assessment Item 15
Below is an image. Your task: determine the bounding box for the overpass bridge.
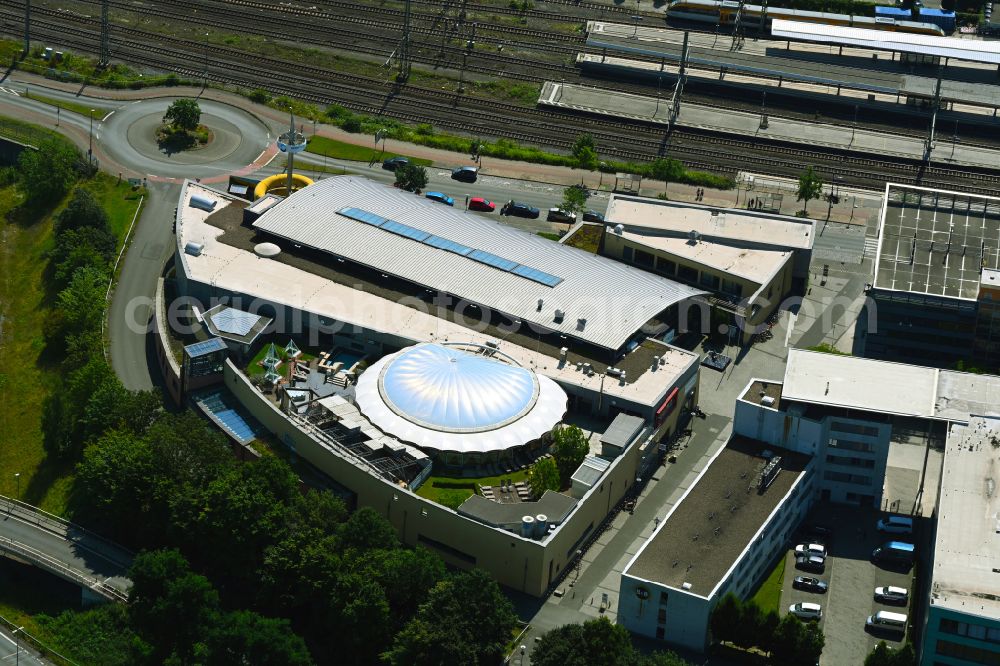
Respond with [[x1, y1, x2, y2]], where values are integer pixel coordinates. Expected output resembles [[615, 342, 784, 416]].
[[0, 496, 133, 604]]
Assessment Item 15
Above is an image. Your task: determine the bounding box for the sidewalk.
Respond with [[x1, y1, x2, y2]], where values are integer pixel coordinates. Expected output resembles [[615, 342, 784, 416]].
[[1, 69, 875, 221]]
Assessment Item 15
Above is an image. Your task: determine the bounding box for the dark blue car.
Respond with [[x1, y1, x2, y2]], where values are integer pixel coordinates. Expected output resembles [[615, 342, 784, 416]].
[[503, 201, 539, 219]]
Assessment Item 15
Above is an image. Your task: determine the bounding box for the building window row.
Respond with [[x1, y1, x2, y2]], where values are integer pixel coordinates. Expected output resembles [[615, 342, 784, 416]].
[[828, 438, 875, 453], [826, 454, 876, 469], [823, 470, 873, 486], [935, 639, 1000, 665], [940, 618, 1000, 645], [830, 421, 881, 438]]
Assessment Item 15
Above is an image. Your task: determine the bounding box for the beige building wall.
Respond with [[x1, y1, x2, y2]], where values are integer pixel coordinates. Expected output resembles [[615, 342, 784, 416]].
[[600, 233, 793, 342], [224, 359, 693, 596]]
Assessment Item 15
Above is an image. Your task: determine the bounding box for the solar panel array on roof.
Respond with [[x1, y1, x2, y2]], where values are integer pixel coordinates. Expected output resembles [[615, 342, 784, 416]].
[[210, 308, 262, 337], [339, 207, 564, 288], [184, 337, 228, 358]]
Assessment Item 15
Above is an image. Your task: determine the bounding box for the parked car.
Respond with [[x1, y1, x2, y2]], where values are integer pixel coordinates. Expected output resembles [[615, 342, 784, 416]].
[[502, 201, 540, 219], [794, 543, 828, 558], [547, 207, 577, 223], [451, 166, 479, 183], [425, 191, 455, 206], [582, 209, 605, 223], [866, 611, 907, 635], [795, 555, 825, 573], [875, 586, 909, 605], [468, 197, 495, 212], [793, 576, 828, 594], [876, 515, 914, 535], [872, 541, 915, 568], [788, 602, 822, 621], [382, 156, 409, 171]]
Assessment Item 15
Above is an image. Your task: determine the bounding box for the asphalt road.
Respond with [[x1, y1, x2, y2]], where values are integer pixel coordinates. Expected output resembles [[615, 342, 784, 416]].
[[0, 625, 48, 666], [0, 504, 132, 597]]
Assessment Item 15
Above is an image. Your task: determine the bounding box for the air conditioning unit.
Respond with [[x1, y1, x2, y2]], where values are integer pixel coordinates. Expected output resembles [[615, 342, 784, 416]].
[[761, 396, 776, 407]]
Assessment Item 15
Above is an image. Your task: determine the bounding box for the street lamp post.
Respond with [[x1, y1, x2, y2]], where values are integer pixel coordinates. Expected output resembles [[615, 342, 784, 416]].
[[14, 473, 20, 501], [598, 160, 607, 190], [202, 32, 210, 91]]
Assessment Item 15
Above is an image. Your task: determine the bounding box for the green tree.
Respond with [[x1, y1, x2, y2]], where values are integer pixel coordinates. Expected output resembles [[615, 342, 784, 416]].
[[338, 505, 401, 552], [709, 592, 741, 645], [734, 600, 763, 649], [163, 98, 202, 131], [51, 226, 116, 288], [571, 133, 599, 171], [383, 569, 518, 666], [76, 430, 157, 538], [797, 166, 824, 213], [528, 456, 561, 497], [55, 188, 109, 234], [56, 265, 107, 335], [866, 641, 917, 666], [128, 549, 220, 664], [207, 610, 314, 666], [561, 184, 589, 216], [642, 652, 690, 666], [532, 617, 637, 666], [395, 162, 428, 193], [17, 137, 81, 203], [770, 613, 824, 665], [551, 425, 590, 485], [649, 157, 684, 196]]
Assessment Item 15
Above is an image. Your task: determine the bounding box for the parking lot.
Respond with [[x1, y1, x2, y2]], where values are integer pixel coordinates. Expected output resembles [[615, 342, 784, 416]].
[[780, 506, 916, 666]]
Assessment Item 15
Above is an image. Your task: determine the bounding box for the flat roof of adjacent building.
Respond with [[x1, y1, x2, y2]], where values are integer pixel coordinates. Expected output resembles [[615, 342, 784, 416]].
[[874, 183, 1000, 300], [250, 176, 705, 351], [782, 349, 1000, 421], [605, 196, 815, 252], [456, 490, 578, 529], [931, 417, 1000, 617], [771, 19, 1000, 66], [600, 413, 646, 450], [624, 436, 807, 596], [614, 228, 792, 286], [176, 181, 699, 407]]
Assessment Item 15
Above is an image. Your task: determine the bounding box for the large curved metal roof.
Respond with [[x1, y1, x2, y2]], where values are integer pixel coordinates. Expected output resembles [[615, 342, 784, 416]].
[[356, 343, 568, 454]]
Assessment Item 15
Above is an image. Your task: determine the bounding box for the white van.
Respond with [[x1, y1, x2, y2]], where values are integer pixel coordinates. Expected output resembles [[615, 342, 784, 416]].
[[876, 515, 913, 535], [866, 611, 907, 631]]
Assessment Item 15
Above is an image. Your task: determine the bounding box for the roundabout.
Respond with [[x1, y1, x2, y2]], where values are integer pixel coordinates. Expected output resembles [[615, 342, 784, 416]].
[[99, 97, 273, 180]]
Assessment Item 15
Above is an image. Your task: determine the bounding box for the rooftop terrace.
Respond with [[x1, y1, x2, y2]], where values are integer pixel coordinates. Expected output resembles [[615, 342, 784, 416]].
[[624, 437, 807, 596], [874, 184, 1000, 301]]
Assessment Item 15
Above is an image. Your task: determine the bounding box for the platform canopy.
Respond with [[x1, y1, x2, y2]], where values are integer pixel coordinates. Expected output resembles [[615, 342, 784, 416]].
[[355, 343, 567, 454], [771, 19, 1000, 65]]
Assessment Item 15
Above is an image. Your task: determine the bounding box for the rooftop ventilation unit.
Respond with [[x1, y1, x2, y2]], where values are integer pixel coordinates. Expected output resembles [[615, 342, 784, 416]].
[[613, 223, 624, 235], [757, 455, 782, 492], [688, 230, 700, 243], [560, 347, 568, 359], [606, 367, 622, 377], [190, 194, 217, 212], [682, 582, 692, 590], [577, 317, 587, 331], [761, 396, 776, 407], [537, 298, 544, 311], [184, 241, 205, 257], [554, 309, 565, 323]]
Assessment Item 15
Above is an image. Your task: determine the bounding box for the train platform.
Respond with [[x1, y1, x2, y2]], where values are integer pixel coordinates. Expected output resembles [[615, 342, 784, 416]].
[[585, 22, 1000, 110], [539, 82, 1000, 170]]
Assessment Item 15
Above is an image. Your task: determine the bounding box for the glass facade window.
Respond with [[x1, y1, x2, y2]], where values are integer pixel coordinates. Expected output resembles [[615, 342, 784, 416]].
[[634, 249, 655, 268], [700, 273, 721, 290], [935, 639, 1000, 665], [656, 256, 676, 275], [831, 421, 881, 437], [826, 454, 876, 469], [940, 618, 1000, 645], [823, 470, 873, 486], [828, 438, 875, 453]]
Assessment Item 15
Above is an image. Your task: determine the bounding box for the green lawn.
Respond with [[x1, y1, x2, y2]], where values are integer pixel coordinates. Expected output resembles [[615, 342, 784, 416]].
[[83, 174, 146, 252], [749, 555, 786, 613], [306, 136, 432, 166], [0, 184, 74, 513], [536, 232, 561, 241], [246, 337, 317, 378], [23, 92, 114, 120], [416, 469, 531, 510]]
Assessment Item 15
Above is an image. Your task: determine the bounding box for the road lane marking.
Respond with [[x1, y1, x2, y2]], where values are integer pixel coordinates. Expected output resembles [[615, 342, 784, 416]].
[[102, 110, 115, 122]]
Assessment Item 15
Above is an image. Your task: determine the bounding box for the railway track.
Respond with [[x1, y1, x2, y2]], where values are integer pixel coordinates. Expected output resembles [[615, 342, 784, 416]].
[[6, 7, 1000, 195], [39, 0, 1000, 153]]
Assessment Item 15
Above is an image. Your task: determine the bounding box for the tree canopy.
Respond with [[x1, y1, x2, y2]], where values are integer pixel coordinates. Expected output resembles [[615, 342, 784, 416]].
[[551, 425, 590, 485], [561, 184, 589, 216], [865, 641, 917, 666], [797, 166, 824, 212], [528, 456, 561, 497], [571, 133, 599, 171], [163, 99, 202, 131], [17, 137, 81, 203], [395, 163, 428, 193], [649, 158, 684, 195], [532, 618, 689, 666]]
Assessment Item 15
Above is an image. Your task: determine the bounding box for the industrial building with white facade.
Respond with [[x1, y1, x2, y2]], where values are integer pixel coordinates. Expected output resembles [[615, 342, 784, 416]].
[[164, 175, 707, 596], [619, 349, 1000, 654]]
